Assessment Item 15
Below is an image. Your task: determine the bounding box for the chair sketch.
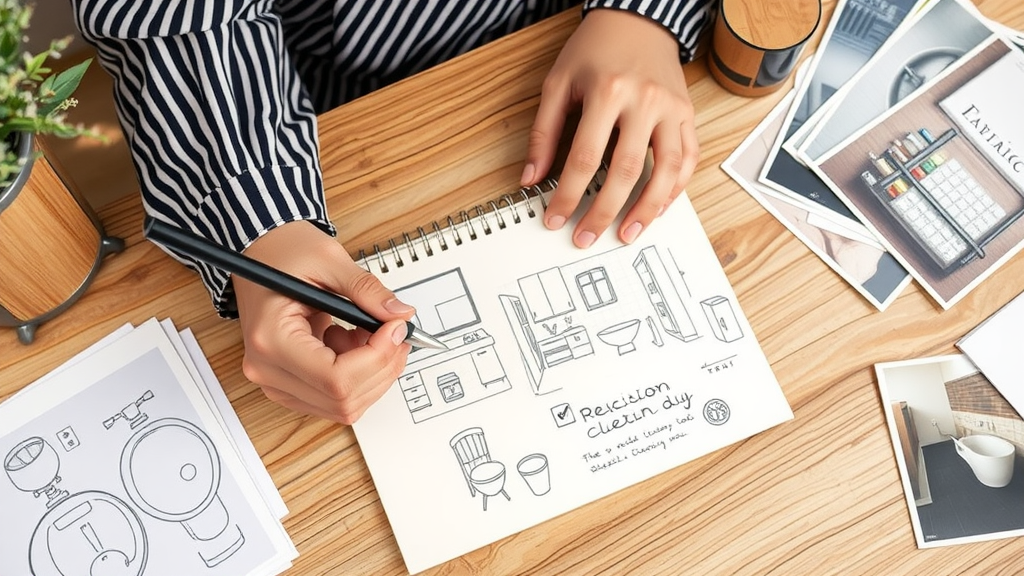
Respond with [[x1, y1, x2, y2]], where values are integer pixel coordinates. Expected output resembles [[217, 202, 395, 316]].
[[450, 428, 510, 511]]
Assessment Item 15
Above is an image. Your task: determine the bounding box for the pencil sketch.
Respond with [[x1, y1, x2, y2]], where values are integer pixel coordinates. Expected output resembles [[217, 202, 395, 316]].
[[575, 266, 617, 311], [700, 296, 745, 343], [5, 437, 149, 576], [116, 416, 245, 567], [596, 319, 642, 355], [450, 428, 551, 511], [645, 316, 664, 347], [394, 268, 481, 338], [634, 247, 700, 342], [518, 267, 576, 322], [450, 428, 511, 512], [103, 390, 155, 430], [398, 328, 513, 423]]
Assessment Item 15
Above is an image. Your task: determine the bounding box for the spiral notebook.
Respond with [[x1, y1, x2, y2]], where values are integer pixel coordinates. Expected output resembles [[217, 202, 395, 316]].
[[351, 172, 793, 574]]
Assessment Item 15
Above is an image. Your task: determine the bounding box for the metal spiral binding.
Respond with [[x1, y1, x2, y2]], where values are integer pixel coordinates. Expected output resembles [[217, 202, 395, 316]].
[[356, 166, 605, 275]]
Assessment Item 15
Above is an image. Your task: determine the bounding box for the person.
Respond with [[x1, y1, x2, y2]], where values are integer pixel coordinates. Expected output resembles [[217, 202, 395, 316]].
[[72, 0, 713, 424]]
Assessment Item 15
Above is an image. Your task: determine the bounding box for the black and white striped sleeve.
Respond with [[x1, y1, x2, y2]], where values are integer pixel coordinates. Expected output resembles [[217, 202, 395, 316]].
[[582, 0, 716, 62], [72, 0, 330, 318]]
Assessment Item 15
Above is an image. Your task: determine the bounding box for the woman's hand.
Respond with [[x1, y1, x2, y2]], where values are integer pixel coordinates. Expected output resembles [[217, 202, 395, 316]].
[[234, 221, 413, 424], [523, 8, 699, 248]]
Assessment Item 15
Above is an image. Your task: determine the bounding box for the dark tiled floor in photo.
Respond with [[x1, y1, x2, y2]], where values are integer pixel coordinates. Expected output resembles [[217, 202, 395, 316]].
[[916, 439, 1024, 542]]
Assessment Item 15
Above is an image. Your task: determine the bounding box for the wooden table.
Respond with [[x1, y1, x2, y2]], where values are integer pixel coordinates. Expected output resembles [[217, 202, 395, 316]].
[[5, 1, 1024, 573]]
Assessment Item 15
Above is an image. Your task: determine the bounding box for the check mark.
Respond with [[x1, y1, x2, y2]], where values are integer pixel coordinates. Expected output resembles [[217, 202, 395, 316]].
[[550, 403, 575, 427]]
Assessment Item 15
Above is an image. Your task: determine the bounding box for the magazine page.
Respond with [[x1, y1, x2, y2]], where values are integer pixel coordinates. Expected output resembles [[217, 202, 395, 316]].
[[723, 89, 911, 310], [759, 0, 922, 229], [811, 37, 1024, 309]]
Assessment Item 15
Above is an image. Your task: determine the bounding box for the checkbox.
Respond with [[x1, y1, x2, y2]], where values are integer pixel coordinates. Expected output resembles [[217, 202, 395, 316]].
[[551, 403, 575, 427]]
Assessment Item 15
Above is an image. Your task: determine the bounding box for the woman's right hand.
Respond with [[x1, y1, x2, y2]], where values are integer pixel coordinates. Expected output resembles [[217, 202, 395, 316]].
[[234, 221, 414, 424]]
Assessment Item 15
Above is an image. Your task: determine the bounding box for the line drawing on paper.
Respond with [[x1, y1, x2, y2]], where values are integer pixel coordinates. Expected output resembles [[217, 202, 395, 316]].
[[449, 428, 551, 511], [5, 437, 149, 576], [700, 296, 745, 343], [634, 247, 700, 342], [113, 413, 245, 568]]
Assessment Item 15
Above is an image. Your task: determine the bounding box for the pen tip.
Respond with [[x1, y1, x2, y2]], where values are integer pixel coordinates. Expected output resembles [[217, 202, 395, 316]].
[[407, 328, 448, 350]]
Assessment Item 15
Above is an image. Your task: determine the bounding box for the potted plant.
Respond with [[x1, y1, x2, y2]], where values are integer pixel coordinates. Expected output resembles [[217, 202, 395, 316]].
[[0, 0, 123, 344]]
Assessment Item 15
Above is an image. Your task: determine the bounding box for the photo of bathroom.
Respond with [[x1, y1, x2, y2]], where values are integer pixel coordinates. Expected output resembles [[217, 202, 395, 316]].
[[876, 354, 1024, 547]]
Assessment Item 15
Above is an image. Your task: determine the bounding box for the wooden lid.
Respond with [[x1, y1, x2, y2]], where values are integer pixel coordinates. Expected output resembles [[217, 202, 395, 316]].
[[721, 0, 821, 50]]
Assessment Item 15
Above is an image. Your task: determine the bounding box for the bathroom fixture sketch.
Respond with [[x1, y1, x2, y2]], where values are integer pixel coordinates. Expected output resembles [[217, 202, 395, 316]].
[[645, 316, 664, 347], [103, 390, 155, 430], [398, 328, 511, 423], [700, 296, 744, 343], [117, 417, 245, 567], [575, 267, 617, 311], [634, 247, 699, 342], [518, 268, 576, 322], [932, 421, 1015, 488], [666, 248, 692, 298], [5, 438, 149, 576], [394, 268, 481, 338], [516, 454, 551, 497], [450, 428, 511, 511], [500, 295, 596, 395], [5, 437, 69, 509], [56, 427, 80, 452], [32, 490, 148, 576], [597, 319, 642, 355]]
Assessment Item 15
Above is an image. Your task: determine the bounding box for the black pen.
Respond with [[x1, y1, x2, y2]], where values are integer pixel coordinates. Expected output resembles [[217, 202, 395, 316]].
[[143, 216, 447, 350]]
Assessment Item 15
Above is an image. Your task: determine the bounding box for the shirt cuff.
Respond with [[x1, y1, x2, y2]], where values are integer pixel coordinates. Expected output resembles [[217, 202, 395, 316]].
[[581, 0, 716, 63], [151, 164, 334, 319]]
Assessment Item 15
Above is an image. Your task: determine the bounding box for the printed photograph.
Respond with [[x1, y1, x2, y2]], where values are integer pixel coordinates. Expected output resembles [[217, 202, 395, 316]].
[[876, 354, 1024, 548], [814, 39, 1024, 308], [721, 91, 910, 310]]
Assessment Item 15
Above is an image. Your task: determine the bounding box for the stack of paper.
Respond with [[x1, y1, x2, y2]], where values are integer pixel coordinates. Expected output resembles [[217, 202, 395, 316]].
[[0, 318, 296, 576], [723, 0, 1024, 310]]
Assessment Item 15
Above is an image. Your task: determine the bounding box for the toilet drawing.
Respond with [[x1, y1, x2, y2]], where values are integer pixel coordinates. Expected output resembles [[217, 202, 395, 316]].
[[120, 417, 245, 567]]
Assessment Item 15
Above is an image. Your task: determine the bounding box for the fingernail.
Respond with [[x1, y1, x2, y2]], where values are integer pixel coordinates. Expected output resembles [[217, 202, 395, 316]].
[[546, 214, 566, 230], [391, 322, 408, 346], [384, 298, 414, 314], [575, 230, 597, 248], [622, 221, 642, 244], [521, 163, 536, 185], [657, 204, 666, 217]]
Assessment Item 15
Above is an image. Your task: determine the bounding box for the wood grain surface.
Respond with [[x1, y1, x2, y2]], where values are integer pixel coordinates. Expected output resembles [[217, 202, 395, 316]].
[[3, 1, 1024, 574]]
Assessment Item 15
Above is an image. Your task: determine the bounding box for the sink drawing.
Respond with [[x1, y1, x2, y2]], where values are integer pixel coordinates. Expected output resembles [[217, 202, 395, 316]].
[[119, 417, 245, 567], [597, 319, 642, 355]]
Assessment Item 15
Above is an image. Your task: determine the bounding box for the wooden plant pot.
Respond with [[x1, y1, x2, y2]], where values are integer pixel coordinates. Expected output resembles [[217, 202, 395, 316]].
[[0, 133, 124, 344]]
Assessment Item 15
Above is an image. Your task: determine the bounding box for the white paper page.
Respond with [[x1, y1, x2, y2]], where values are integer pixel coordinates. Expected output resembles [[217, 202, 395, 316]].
[[0, 319, 294, 576], [352, 185, 794, 574], [9, 323, 135, 402], [177, 326, 290, 521], [957, 290, 1024, 415]]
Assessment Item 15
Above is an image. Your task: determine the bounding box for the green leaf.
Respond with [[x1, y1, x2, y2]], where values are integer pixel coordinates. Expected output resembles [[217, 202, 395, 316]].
[[37, 58, 91, 116]]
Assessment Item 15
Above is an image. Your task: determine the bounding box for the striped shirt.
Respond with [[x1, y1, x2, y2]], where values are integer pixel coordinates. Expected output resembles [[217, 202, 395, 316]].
[[72, 0, 714, 316]]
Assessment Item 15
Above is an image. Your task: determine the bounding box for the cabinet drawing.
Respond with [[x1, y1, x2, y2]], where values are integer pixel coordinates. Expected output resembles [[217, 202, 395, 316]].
[[701, 296, 743, 343], [633, 247, 699, 342], [397, 329, 512, 423], [518, 268, 575, 322]]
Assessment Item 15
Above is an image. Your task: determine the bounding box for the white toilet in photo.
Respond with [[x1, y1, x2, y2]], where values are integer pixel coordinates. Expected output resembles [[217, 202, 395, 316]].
[[953, 434, 1016, 488]]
